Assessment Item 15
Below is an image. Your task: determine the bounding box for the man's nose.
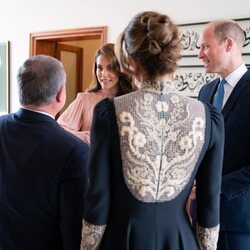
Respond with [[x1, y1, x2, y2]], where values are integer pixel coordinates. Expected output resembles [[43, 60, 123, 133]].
[[198, 49, 203, 59]]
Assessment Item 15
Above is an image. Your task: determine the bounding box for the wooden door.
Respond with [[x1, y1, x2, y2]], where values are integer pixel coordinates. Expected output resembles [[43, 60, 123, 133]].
[[55, 43, 83, 114]]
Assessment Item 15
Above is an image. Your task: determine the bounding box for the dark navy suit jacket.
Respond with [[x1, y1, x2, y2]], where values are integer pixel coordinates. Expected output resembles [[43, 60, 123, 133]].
[[198, 70, 250, 233], [0, 108, 89, 250]]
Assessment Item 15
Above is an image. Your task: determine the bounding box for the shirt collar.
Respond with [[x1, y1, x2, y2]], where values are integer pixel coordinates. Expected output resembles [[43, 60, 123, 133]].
[[21, 107, 55, 119], [222, 63, 248, 88]]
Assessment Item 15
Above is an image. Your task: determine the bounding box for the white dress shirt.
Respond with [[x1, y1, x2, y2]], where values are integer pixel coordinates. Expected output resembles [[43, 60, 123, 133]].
[[222, 63, 248, 107]]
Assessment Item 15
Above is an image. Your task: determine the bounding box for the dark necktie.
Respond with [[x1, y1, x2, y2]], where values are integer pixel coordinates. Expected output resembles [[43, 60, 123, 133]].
[[213, 79, 227, 111]]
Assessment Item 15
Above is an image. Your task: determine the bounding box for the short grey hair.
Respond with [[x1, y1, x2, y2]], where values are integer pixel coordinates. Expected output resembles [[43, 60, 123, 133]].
[[18, 55, 66, 106]]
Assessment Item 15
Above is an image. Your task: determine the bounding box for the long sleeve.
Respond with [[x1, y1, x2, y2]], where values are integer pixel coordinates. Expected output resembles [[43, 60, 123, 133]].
[[58, 91, 109, 144], [59, 140, 89, 250], [58, 93, 90, 142], [81, 99, 113, 250], [195, 104, 224, 249]]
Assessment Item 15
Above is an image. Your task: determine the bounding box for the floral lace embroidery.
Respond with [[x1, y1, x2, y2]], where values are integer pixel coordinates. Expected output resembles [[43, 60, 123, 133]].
[[197, 224, 219, 250], [81, 220, 106, 250], [114, 81, 206, 202]]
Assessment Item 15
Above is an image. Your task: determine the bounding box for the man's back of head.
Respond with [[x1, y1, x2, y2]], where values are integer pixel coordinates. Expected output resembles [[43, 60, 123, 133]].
[[18, 55, 67, 117]]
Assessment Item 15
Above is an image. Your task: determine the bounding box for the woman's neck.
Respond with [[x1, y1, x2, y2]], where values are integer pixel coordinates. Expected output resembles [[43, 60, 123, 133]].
[[155, 74, 174, 82], [101, 84, 119, 97]]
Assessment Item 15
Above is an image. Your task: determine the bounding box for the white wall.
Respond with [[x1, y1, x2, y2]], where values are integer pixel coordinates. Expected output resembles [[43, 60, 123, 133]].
[[1, 0, 250, 112]]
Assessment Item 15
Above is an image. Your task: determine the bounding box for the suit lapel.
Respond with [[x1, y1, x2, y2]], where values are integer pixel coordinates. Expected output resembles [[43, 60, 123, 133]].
[[200, 78, 220, 103], [222, 71, 250, 119], [208, 78, 220, 103]]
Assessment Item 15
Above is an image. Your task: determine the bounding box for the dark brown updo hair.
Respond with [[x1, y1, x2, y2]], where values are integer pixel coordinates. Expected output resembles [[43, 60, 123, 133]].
[[116, 11, 182, 81]]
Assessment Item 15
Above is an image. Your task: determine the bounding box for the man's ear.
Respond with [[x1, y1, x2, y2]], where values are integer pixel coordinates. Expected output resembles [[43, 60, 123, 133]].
[[56, 86, 66, 103], [225, 37, 233, 52]]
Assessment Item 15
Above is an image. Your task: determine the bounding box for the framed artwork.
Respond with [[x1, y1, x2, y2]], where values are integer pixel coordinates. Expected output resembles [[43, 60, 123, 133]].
[[179, 18, 250, 57], [176, 18, 250, 97], [0, 41, 10, 115]]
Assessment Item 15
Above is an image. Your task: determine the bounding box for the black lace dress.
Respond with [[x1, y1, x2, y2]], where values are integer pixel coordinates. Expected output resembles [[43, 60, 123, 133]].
[[81, 81, 224, 250]]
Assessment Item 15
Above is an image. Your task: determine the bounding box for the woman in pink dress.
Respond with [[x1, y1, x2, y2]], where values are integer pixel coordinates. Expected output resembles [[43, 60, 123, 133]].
[[57, 43, 134, 143]]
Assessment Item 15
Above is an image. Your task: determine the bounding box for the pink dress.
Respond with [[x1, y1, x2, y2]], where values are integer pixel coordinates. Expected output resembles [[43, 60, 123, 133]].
[[57, 87, 118, 144]]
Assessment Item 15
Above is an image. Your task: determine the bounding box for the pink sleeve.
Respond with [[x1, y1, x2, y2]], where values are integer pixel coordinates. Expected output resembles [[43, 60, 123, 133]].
[[57, 93, 90, 143]]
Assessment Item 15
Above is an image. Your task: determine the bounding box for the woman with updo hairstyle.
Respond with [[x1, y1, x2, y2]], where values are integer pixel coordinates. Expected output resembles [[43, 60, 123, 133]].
[[117, 11, 181, 81], [81, 11, 224, 250]]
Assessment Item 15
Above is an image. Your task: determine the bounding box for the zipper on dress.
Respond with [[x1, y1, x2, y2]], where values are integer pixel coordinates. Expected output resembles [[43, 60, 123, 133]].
[[156, 82, 165, 200]]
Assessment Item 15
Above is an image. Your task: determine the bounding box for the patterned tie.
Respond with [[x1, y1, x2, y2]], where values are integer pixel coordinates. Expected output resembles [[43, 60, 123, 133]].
[[213, 79, 227, 111]]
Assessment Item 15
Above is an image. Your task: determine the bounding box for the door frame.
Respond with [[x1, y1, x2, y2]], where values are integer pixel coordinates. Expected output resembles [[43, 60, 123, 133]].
[[29, 26, 107, 56]]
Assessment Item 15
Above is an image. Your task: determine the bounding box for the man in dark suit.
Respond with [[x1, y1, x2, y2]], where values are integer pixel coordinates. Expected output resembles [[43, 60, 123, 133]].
[[0, 55, 89, 250], [198, 20, 250, 249]]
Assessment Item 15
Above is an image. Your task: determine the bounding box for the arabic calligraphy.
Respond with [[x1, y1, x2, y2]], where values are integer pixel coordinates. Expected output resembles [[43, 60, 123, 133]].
[[173, 71, 218, 97], [181, 31, 200, 52], [244, 27, 250, 47]]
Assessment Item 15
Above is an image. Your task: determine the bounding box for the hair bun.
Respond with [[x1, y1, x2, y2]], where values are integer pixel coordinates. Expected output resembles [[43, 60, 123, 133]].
[[157, 15, 169, 24], [140, 15, 150, 31], [140, 15, 163, 55], [119, 11, 182, 80], [149, 39, 161, 55]]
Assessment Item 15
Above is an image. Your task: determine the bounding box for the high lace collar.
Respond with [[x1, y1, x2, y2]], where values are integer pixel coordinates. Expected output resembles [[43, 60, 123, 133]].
[[137, 80, 177, 95]]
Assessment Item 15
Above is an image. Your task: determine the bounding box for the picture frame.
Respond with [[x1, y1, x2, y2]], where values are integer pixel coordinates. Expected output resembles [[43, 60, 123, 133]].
[[179, 18, 250, 57], [0, 41, 10, 115]]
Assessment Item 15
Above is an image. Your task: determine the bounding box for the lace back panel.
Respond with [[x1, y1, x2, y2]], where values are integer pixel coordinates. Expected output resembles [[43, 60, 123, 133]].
[[114, 81, 206, 202]]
